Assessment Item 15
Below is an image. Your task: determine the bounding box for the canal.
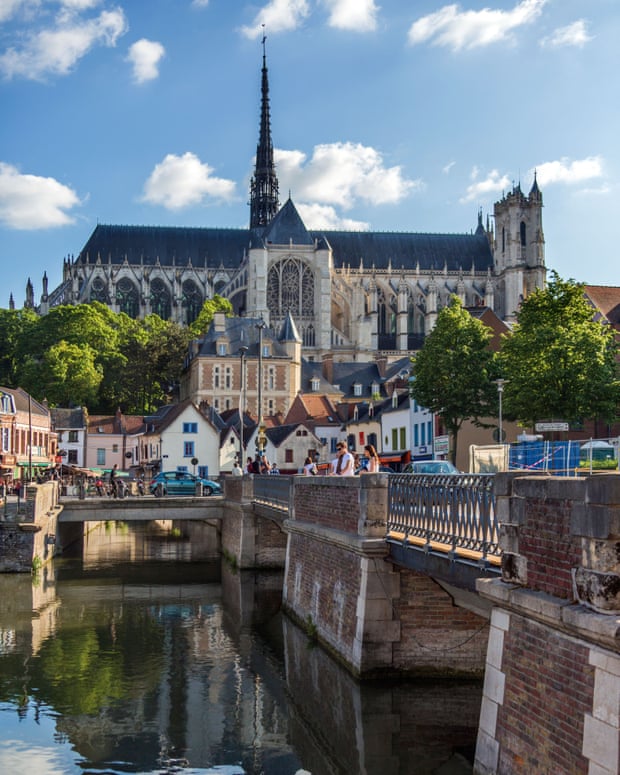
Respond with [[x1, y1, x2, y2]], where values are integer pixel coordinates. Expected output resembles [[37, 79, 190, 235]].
[[0, 521, 482, 774]]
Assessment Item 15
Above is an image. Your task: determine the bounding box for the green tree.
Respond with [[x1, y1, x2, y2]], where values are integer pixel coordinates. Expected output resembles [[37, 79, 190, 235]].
[[411, 297, 498, 464], [0, 307, 39, 387], [500, 273, 620, 428], [19, 341, 103, 407], [188, 294, 233, 338]]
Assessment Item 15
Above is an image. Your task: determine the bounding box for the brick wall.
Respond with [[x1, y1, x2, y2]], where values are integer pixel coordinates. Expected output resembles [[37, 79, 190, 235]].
[[293, 477, 361, 533], [392, 570, 488, 676], [496, 615, 593, 774]]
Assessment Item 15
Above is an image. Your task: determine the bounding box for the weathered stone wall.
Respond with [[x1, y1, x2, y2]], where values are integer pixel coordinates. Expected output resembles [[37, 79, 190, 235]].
[[475, 474, 620, 775], [0, 482, 61, 572]]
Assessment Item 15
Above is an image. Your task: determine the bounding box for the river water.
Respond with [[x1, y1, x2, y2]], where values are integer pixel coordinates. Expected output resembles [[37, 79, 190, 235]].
[[0, 521, 482, 775]]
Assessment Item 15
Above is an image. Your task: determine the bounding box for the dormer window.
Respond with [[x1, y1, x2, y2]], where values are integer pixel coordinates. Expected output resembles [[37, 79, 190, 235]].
[[218, 343, 227, 356], [392, 393, 398, 409], [262, 344, 270, 357], [353, 383, 362, 397], [371, 382, 379, 396], [311, 378, 320, 392]]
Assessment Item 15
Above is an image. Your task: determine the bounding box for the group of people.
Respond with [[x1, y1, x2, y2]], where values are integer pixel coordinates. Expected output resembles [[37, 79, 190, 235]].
[[303, 443, 380, 476]]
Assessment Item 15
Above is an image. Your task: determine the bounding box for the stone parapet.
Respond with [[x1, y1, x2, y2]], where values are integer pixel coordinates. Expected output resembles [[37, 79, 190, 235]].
[[495, 473, 620, 614]]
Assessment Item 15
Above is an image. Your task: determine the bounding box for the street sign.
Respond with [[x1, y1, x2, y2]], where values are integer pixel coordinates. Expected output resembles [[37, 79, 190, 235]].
[[434, 435, 450, 456], [535, 422, 569, 432]]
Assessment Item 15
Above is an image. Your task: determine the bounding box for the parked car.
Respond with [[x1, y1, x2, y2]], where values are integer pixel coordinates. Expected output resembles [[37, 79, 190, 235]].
[[402, 460, 461, 475], [150, 471, 222, 497]]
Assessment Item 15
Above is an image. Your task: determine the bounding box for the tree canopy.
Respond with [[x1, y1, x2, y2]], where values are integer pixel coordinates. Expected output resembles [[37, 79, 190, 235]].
[[500, 273, 620, 428], [410, 297, 498, 463]]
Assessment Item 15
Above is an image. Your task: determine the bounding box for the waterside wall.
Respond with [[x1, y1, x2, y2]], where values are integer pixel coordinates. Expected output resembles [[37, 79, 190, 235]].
[[474, 474, 620, 775], [0, 482, 62, 572]]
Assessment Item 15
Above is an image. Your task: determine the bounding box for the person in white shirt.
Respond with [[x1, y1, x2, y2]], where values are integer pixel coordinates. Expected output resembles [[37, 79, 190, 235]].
[[331, 442, 354, 476]]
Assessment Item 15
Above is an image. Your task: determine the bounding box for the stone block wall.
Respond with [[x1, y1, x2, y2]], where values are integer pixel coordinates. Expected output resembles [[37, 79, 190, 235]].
[[475, 474, 620, 775]]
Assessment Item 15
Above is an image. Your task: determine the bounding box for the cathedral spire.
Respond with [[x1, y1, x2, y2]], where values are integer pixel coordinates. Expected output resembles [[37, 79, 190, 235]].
[[249, 30, 280, 229]]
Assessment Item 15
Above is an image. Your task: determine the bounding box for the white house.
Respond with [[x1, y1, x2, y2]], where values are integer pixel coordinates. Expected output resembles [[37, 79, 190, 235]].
[[142, 400, 221, 479]]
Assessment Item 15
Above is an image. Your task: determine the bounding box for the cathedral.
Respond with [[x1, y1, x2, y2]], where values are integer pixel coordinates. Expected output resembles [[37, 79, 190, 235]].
[[31, 46, 546, 362]]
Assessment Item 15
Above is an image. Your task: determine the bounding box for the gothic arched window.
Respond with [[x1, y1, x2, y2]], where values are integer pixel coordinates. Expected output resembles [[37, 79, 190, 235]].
[[116, 277, 139, 319], [267, 257, 314, 323], [150, 278, 171, 320], [377, 290, 396, 334], [182, 280, 203, 325], [520, 221, 527, 247], [90, 276, 108, 304]]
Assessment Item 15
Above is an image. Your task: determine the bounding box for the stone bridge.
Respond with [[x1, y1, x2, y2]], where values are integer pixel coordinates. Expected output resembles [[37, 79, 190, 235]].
[[3, 473, 619, 774]]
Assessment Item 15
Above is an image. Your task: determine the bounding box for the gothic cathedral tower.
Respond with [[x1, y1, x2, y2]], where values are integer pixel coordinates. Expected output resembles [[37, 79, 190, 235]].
[[493, 174, 545, 322]]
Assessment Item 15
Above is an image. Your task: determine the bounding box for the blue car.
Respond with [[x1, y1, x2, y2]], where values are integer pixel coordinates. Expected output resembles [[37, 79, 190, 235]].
[[150, 471, 222, 497]]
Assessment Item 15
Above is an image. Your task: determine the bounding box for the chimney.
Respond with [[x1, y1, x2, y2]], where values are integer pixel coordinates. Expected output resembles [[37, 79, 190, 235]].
[[375, 354, 387, 378], [322, 352, 334, 384], [213, 312, 226, 333]]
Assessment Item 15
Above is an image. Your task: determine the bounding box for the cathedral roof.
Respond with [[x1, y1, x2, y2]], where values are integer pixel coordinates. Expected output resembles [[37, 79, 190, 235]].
[[75, 219, 493, 275], [77, 224, 249, 269], [313, 229, 493, 272]]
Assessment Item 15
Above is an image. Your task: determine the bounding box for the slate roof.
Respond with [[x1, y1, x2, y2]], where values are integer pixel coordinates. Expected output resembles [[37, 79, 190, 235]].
[[74, 201, 493, 275], [301, 356, 411, 400], [50, 407, 87, 429], [0, 386, 49, 417], [195, 316, 290, 358]]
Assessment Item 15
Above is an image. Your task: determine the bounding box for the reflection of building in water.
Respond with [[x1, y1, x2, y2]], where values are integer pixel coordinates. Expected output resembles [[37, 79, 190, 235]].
[[0, 569, 60, 656]]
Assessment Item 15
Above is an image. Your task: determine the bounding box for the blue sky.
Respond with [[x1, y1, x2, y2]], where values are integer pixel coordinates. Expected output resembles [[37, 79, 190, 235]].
[[1, 0, 618, 309]]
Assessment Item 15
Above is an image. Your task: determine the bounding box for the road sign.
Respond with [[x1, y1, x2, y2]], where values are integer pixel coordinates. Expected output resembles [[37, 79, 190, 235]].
[[535, 422, 569, 432]]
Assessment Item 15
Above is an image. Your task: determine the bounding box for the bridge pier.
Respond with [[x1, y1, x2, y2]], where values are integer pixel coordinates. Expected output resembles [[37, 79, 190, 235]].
[[474, 474, 620, 775], [222, 476, 287, 569], [283, 474, 488, 678]]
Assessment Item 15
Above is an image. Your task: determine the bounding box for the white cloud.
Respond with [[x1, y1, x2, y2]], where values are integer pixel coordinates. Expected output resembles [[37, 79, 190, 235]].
[[460, 168, 511, 203], [0, 7, 128, 80], [408, 0, 547, 51], [296, 202, 370, 230], [442, 161, 456, 175], [275, 142, 419, 209], [240, 0, 310, 39], [0, 0, 29, 24], [127, 38, 165, 83], [533, 156, 603, 186], [0, 162, 82, 229], [322, 0, 379, 32], [191, 0, 209, 6], [540, 19, 592, 49], [141, 152, 237, 211]]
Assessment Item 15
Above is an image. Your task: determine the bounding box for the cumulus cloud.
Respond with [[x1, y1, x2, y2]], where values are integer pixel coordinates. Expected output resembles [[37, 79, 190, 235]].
[[460, 168, 511, 203], [540, 19, 592, 49], [323, 0, 380, 32], [296, 202, 370, 230], [191, 0, 210, 6], [240, 0, 310, 39], [0, 7, 128, 80], [0, 162, 82, 229], [408, 0, 547, 51], [275, 142, 419, 210], [141, 152, 237, 211], [127, 38, 165, 83], [533, 156, 603, 186]]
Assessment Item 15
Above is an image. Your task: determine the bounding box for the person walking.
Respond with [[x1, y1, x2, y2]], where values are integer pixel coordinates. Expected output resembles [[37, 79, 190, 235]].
[[303, 456, 317, 475], [361, 444, 380, 473], [331, 442, 354, 476], [109, 464, 118, 498]]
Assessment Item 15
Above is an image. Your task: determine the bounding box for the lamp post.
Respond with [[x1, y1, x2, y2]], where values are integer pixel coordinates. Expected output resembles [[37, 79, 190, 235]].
[[494, 379, 508, 443], [238, 345, 248, 465], [255, 319, 267, 457]]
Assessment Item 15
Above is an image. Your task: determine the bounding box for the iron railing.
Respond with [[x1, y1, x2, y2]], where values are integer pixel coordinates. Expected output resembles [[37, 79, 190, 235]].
[[387, 473, 500, 567], [252, 475, 292, 511]]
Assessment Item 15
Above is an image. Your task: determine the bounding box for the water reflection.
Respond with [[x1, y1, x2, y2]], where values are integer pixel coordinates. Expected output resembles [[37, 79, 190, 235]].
[[0, 521, 480, 774]]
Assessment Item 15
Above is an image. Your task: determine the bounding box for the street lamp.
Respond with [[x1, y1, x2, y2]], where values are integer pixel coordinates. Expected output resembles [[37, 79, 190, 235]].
[[255, 319, 267, 457], [238, 345, 248, 465], [494, 379, 508, 443]]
